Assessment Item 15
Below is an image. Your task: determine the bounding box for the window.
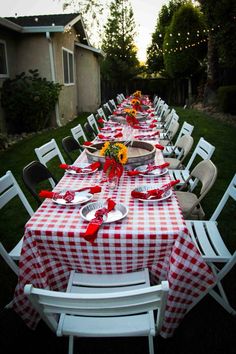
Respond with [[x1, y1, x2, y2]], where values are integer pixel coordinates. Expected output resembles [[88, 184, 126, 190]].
[[0, 40, 8, 78], [62, 48, 74, 85]]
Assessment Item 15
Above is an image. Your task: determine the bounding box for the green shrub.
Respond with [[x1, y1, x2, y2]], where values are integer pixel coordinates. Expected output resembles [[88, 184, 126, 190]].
[[217, 85, 236, 114], [1, 69, 62, 133]]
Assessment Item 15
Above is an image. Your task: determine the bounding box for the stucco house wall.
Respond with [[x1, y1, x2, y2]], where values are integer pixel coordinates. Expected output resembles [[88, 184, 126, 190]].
[[53, 30, 78, 125], [76, 46, 101, 112]]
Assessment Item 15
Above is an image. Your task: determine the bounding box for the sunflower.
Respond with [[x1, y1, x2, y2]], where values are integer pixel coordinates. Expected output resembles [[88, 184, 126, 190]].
[[100, 141, 110, 156], [115, 143, 128, 165]]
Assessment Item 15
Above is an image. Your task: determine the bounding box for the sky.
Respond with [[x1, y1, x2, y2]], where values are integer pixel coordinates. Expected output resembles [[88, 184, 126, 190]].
[[0, 0, 169, 62]]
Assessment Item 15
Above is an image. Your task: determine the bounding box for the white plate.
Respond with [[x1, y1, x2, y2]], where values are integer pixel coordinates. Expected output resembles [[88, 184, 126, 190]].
[[66, 163, 98, 175], [80, 200, 128, 223], [53, 191, 93, 205], [134, 165, 168, 177], [133, 184, 172, 202]]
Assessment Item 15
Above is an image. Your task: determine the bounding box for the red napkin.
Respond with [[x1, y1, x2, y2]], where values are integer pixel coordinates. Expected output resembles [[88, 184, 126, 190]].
[[149, 124, 156, 129], [127, 162, 169, 176], [155, 144, 165, 150], [82, 198, 116, 243], [134, 131, 160, 140], [39, 186, 102, 200], [59, 162, 100, 173], [98, 132, 123, 140], [83, 141, 93, 146], [131, 180, 180, 200]]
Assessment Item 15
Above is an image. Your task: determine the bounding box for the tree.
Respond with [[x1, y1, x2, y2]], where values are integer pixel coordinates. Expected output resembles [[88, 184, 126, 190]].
[[163, 2, 207, 103], [146, 0, 187, 75], [101, 0, 140, 91], [198, 0, 236, 104], [63, 0, 105, 45]]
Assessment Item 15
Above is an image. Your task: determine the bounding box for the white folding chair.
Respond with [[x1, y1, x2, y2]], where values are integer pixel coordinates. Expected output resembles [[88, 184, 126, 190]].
[[109, 98, 117, 109], [71, 123, 87, 144], [185, 173, 236, 315], [104, 102, 113, 114], [163, 121, 194, 157], [97, 107, 108, 122], [87, 114, 100, 135], [24, 268, 169, 354], [0, 171, 34, 275], [35, 138, 65, 167], [169, 137, 215, 189]]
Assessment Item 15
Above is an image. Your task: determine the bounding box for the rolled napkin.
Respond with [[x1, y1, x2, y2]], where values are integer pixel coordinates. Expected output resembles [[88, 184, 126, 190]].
[[82, 198, 116, 243], [134, 131, 160, 140], [82, 141, 93, 146], [131, 180, 180, 200], [98, 132, 123, 140], [39, 185, 102, 201], [127, 162, 169, 176], [155, 144, 165, 150], [59, 162, 100, 173]]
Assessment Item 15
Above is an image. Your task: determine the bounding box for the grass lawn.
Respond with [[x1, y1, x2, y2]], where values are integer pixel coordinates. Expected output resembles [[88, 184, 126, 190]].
[[0, 107, 236, 353]]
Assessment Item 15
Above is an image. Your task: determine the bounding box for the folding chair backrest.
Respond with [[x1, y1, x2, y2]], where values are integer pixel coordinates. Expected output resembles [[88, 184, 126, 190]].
[[35, 138, 65, 167], [175, 121, 194, 144], [211, 173, 236, 221], [0, 170, 34, 216], [166, 120, 179, 141], [0, 170, 34, 275], [185, 137, 215, 171], [190, 159, 218, 198], [87, 114, 100, 134], [176, 135, 194, 163], [71, 123, 87, 143], [116, 95, 123, 105], [97, 107, 107, 122], [22, 161, 58, 204], [109, 99, 117, 109]]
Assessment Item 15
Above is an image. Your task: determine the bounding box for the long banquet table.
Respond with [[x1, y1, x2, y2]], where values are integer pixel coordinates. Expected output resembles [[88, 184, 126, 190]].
[[12, 117, 215, 339]]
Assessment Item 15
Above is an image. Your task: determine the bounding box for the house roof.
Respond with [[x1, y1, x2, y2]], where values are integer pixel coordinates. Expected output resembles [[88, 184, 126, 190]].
[[5, 13, 80, 27], [2, 13, 89, 45]]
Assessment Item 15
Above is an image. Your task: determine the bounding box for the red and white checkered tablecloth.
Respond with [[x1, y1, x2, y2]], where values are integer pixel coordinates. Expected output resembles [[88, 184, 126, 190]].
[[12, 144, 215, 338]]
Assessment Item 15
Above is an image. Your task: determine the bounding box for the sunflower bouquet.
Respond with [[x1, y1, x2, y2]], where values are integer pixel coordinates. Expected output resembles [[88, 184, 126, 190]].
[[124, 108, 139, 127], [100, 142, 128, 184]]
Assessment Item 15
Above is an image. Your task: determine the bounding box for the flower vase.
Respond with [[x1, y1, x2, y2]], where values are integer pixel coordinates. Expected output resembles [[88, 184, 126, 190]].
[[103, 157, 123, 190]]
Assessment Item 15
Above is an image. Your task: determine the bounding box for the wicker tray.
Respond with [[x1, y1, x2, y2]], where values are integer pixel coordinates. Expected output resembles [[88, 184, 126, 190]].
[[85, 141, 156, 168]]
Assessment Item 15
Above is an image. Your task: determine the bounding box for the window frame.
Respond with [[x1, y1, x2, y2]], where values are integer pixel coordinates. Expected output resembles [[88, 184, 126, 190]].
[[62, 47, 74, 86], [0, 40, 9, 78]]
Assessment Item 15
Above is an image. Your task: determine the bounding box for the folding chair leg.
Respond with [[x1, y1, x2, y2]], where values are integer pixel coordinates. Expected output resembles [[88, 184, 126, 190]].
[[148, 335, 154, 354], [68, 335, 74, 354], [209, 261, 236, 315]]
